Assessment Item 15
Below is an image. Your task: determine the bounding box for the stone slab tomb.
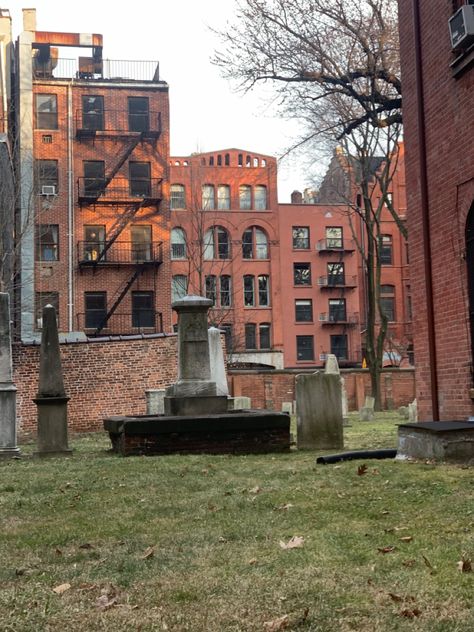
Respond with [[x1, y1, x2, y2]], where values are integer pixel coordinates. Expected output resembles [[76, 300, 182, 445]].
[[397, 422, 474, 463]]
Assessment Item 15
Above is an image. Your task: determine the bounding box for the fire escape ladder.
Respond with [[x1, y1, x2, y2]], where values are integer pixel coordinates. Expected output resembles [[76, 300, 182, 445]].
[[103, 134, 142, 190], [94, 265, 143, 335], [96, 201, 145, 263]]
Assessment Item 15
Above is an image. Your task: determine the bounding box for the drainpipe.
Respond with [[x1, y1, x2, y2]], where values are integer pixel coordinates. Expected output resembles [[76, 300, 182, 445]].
[[412, 0, 439, 420], [67, 82, 74, 332]]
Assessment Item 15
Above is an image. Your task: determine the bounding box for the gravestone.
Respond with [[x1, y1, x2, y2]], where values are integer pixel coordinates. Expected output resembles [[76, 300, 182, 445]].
[[408, 399, 417, 422], [360, 395, 375, 421], [0, 293, 19, 458], [145, 389, 165, 415], [228, 396, 251, 410], [324, 354, 349, 426], [34, 304, 72, 456], [296, 372, 343, 450], [208, 326, 229, 396], [281, 402, 293, 415]]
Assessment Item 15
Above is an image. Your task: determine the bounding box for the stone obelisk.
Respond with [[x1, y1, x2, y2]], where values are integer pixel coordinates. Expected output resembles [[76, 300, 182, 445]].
[[0, 292, 20, 458], [34, 304, 72, 456]]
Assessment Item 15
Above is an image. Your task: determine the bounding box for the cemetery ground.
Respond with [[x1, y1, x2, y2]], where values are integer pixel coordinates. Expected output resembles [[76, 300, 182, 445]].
[[1, 414, 473, 632]]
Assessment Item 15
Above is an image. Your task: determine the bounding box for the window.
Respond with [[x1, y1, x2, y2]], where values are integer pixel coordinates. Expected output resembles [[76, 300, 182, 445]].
[[243, 275, 255, 306], [259, 323, 271, 349], [202, 184, 215, 210], [35, 94, 58, 129], [35, 224, 59, 261], [239, 185, 251, 209], [129, 162, 151, 197], [82, 95, 104, 131], [131, 225, 152, 262], [329, 298, 346, 322], [330, 334, 348, 360], [245, 323, 257, 349], [242, 226, 268, 259], [293, 263, 311, 285], [221, 323, 233, 351], [128, 96, 149, 132], [171, 227, 186, 259], [205, 275, 217, 305], [258, 275, 270, 306], [326, 227, 343, 248], [172, 275, 188, 302], [36, 159, 58, 194], [85, 292, 106, 329], [170, 184, 186, 209], [295, 299, 313, 322], [83, 161, 105, 196], [327, 262, 345, 286], [292, 226, 310, 249], [203, 226, 230, 260], [132, 291, 155, 328], [35, 292, 59, 329], [380, 235, 393, 265], [225, 153, 230, 166], [83, 225, 105, 262], [380, 285, 395, 321], [297, 335, 314, 361], [217, 185, 230, 210], [220, 275, 232, 307], [254, 185, 267, 210]]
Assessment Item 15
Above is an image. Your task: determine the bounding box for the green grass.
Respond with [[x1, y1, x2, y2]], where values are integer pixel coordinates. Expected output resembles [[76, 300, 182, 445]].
[[1, 413, 474, 631]]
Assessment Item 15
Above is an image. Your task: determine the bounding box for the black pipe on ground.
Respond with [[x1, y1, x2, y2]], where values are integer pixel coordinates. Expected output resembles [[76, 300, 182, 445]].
[[316, 449, 397, 464]]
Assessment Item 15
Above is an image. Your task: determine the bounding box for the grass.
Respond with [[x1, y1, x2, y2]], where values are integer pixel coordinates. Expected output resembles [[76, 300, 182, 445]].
[[1, 412, 474, 631]]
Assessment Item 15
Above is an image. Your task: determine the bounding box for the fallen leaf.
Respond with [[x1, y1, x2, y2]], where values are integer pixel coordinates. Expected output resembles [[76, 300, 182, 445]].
[[357, 464, 368, 476], [372, 468, 380, 475], [207, 503, 218, 512], [400, 536, 413, 543], [457, 556, 472, 573], [249, 486, 261, 494], [52, 583, 71, 595], [263, 614, 289, 631], [389, 593, 403, 602], [218, 536, 227, 543], [201, 469, 209, 475], [140, 546, 155, 560], [381, 510, 390, 515], [96, 594, 117, 610], [248, 558, 257, 565], [55, 548, 63, 556], [422, 554, 434, 570], [400, 608, 421, 619], [274, 503, 293, 511], [224, 491, 232, 496], [378, 546, 396, 554], [79, 543, 94, 550], [402, 559, 416, 567], [279, 536, 305, 550]]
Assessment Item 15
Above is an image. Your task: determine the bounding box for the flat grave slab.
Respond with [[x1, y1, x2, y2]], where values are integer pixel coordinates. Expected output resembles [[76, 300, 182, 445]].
[[397, 421, 474, 463]]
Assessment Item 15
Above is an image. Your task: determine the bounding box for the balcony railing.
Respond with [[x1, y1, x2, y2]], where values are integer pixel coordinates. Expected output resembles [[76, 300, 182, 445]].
[[320, 349, 362, 365], [77, 241, 163, 266], [33, 58, 160, 82], [76, 109, 162, 137], [76, 311, 163, 336], [318, 274, 357, 288], [319, 312, 359, 325], [316, 238, 355, 253], [77, 177, 162, 203]]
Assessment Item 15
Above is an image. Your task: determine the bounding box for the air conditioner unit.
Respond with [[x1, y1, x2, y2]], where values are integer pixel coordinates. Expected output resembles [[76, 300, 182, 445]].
[[449, 5, 474, 50], [41, 185, 56, 196]]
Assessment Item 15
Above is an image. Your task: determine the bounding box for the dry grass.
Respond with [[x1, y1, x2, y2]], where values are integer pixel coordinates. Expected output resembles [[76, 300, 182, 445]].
[[1, 413, 474, 631]]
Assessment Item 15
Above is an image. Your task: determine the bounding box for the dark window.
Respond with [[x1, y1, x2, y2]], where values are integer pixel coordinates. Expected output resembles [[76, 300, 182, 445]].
[[225, 153, 230, 166], [170, 184, 186, 209], [297, 335, 314, 361], [172, 275, 188, 302], [292, 226, 310, 249], [220, 275, 232, 307], [132, 291, 155, 327], [83, 225, 105, 262], [295, 299, 313, 322], [380, 235, 393, 265], [85, 292, 106, 329], [242, 227, 268, 259], [82, 95, 104, 130], [83, 161, 105, 196], [245, 323, 257, 349], [131, 225, 152, 262], [205, 275, 217, 305], [326, 227, 343, 249], [35, 94, 58, 129], [329, 298, 346, 322], [239, 185, 252, 209], [293, 263, 311, 285], [129, 162, 151, 197], [35, 224, 58, 261], [244, 275, 255, 306], [258, 275, 270, 306], [171, 227, 186, 259], [330, 334, 348, 360], [36, 159, 58, 194], [327, 262, 345, 286], [128, 97, 149, 132], [380, 285, 395, 321], [35, 292, 59, 329], [217, 154, 222, 166], [259, 323, 271, 349], [221, 323, 233, 351]]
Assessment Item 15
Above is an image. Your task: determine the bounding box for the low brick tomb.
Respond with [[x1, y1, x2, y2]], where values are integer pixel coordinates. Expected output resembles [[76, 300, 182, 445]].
[[397, 422, 474, 463]]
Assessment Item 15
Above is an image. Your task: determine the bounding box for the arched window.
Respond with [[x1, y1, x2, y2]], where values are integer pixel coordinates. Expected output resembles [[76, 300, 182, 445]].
[[239, 185, 252, 210], [170, 183, 185, 209], [202, 184, 215, 210], [254, 185, 267, 210], [242, 226, 269, 259], [203, 226, 230, 260], [171, 227, 186, 259], [225, 153, 230, 166]]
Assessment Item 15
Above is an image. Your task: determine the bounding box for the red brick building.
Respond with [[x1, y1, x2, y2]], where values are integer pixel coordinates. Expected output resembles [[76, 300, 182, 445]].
[[398, 0, 474, 420]]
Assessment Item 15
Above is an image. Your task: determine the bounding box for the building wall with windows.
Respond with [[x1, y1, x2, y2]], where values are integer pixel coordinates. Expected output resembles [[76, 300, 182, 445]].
[[398, 0, 474, 420]]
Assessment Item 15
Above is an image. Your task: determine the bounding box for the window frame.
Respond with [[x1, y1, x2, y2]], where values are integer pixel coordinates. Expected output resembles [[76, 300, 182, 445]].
[[295, 299, 313, 322], [128, 96, 150, 132], [292, 226, 310, 249], [217, 184, 231, 210], [254, 185, 267, 210], [245, 323, 257, 349], [131, 290, 155, 328], [258, 274, 270, 306], [35, 224, 59, 261], [35, 291, 59, 330], [326, 226, 343, 249], [239, 184, 252, 210], [293, 262, 311, 286], [328, 298, 347, 322], [243, 275, 255, 307], [380, 234, 393, 265], [82, 95, 104, 131], [171, 227, 186, 260], [170, 183, 186, 209], [84, 291, 107, 329], [330, 334, 348, 360], [296, 335, 314, 361], [172, 275, 188, 302], [35, 94, 58, 130]]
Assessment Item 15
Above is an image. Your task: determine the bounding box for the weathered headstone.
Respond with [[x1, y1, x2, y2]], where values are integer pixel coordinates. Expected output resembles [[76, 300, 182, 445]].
[[324, 354, 349, 426], [359, 395, 375, 421], [208, 326, 229, 396], [228, 395, 251, 410], [398, 405, 409, 420], [0, 293, 19, 458], [408, 399, 417, 422], [34, 304, 72, 456], [296, 372, 343, 450], [281, 401, 293, 415], [145, 389, 165, 415]]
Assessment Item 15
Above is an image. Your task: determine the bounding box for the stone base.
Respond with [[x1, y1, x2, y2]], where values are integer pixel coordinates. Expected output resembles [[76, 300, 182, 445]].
[[164, 395, 228, 416], [34, 396, 71, 455], [34, 449, 73, 458], [397, 421, 474, 463], [103, 410, 291, 456], [0, 446, 21, 458]]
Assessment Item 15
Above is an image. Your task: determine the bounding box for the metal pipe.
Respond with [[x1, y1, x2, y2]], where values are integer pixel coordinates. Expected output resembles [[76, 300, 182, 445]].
[[67, 82, 74, 332], [412, 0, 439, 420], [316, 449, 397, 464]]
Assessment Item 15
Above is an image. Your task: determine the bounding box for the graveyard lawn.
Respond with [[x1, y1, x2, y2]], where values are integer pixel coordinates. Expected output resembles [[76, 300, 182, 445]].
[[1, 413, 474, 631]]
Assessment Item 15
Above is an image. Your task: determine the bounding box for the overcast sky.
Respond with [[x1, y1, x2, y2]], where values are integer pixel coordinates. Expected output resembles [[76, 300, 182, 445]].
[[4, 0, 322, 201]]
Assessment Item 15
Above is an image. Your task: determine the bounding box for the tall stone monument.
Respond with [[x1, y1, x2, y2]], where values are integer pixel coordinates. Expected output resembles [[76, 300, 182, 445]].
[[34, 304, 72, 456], [0, 292, 19, 458], [208, 326, 229, 397], [164, 297, 228, 415]]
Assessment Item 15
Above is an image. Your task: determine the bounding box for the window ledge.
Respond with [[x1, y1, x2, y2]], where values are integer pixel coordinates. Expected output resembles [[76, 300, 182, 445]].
[[451, 44, 474, 78]]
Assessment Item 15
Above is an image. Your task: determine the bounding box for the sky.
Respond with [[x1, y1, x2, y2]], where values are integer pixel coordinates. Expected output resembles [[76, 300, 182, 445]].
[[4, 0, 322, 201]]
